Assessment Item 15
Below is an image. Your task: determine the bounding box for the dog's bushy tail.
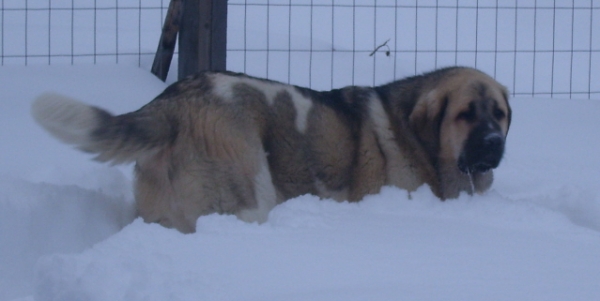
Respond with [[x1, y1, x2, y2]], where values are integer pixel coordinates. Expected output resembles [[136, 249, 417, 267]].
[[31, 93, 177, 164]]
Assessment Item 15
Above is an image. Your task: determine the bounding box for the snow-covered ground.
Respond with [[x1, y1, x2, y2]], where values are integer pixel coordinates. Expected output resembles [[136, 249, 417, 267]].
[[1, 64, 599, 301]]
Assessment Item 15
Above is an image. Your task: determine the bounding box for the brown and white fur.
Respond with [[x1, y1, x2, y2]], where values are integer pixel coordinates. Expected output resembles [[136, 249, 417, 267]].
[[31, 66, 511, 233]]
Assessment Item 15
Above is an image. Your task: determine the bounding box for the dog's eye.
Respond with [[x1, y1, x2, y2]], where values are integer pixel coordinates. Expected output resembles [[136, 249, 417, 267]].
[[493, 108, 505, 120], [456, 109, 475, 122]]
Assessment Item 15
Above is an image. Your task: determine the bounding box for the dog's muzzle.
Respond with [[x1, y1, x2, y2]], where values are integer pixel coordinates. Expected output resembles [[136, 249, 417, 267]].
[[458, 126, 505, 174]]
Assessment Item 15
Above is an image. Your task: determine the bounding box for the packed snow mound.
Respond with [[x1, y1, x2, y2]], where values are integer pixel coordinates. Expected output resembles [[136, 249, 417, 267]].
[[0, 177, 135, 301], [33, 186, 600, 301]]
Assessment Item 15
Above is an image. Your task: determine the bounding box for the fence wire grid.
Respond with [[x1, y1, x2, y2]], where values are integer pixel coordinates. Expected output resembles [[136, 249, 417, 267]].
[[0, 0, 169, 65], [2, 0, 600, 99]]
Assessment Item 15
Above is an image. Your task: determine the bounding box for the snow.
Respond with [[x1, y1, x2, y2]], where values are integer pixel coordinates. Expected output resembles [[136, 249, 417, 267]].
[[1, 64, 599, 301]]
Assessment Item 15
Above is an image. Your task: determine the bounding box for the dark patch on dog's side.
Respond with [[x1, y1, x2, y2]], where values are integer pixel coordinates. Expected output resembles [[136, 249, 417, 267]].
[[264, 91, 317, 200]]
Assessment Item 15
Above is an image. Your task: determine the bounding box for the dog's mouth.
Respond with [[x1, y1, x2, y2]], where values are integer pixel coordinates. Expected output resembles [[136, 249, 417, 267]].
[[458, 158, 497, 174], [458, 131, 505, 175]]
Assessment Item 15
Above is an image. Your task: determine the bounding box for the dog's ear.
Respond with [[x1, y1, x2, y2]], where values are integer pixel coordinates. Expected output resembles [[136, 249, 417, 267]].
[[409, 89, 448, 155]]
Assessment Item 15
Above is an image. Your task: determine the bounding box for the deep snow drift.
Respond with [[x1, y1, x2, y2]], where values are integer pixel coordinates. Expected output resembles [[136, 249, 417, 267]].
[[0, 66, 599, 301]]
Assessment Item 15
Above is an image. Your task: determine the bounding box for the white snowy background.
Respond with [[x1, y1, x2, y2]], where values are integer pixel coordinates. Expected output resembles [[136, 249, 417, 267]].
[[1, 1, 600, 301]]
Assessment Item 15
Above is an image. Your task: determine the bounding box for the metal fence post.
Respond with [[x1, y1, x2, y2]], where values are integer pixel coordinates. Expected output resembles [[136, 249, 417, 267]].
[[178, 0, 228, 80]]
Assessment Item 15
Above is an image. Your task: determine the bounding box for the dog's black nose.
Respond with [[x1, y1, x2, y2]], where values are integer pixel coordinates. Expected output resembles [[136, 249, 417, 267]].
[[483, 133, 503, 151], [472, 133, 504, 172]]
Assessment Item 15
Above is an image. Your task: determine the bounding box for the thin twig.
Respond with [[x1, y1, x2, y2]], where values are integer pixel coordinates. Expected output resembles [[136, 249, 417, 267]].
[[369, 38, 391, 56]]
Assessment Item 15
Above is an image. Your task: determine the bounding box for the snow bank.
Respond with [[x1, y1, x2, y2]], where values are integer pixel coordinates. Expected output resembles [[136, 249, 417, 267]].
[[0, 66, 166, 301], [34, 187, 600, 301], [0, 177, 134, 299]]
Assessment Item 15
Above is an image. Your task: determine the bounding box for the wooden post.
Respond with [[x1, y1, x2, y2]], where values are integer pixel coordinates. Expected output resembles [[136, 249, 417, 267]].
[[178, 0, 228, 80], [151, 0, 183, 82]]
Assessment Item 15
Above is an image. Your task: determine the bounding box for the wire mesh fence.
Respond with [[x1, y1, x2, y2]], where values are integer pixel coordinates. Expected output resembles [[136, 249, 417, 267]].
[[0, 0, 169, 65], [1, 0, 599, 99], [227, 0, 600, 99]]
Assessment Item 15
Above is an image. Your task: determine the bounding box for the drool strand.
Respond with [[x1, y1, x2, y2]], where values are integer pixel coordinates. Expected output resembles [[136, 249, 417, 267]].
[[467, 170, 475, 194]]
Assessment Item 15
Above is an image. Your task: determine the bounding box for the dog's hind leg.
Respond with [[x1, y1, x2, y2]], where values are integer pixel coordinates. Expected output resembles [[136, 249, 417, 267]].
[[134, 104, 277, 233]]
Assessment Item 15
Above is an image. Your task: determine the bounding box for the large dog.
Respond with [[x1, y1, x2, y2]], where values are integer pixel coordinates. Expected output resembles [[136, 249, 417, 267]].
[[32, 66, 511, 233]]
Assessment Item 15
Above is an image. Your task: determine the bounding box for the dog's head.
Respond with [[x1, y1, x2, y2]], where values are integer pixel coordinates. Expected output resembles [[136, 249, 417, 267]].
[[409, 67, 511, 176]]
